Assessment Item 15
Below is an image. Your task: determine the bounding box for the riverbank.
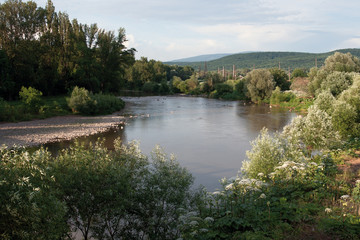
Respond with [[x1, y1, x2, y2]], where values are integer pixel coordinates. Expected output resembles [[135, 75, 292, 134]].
[[0, 113, 125, 147]]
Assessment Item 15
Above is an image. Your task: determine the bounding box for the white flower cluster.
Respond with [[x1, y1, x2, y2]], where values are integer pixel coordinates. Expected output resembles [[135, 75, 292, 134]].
[[221, 176, 268, 197], [270, 161, 324, 180]]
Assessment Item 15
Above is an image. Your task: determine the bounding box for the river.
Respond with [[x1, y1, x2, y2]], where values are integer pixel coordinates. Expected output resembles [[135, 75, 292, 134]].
[[45, 96, 296, 190]]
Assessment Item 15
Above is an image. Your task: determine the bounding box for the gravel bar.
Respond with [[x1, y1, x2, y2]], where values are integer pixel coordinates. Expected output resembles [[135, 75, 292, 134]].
[[0, 113, 125, 147]]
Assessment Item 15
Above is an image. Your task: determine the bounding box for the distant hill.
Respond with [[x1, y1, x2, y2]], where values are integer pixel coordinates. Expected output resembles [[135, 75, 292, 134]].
[[166, 49, 360, 72], [168, 53, 233, 63]]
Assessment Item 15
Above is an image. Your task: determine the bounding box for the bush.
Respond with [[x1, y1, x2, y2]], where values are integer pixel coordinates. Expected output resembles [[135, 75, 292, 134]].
[[67, 86, 93, 113], [67, 86, 125, 115], [283, 105, 342, 150], [313, 91, 336, 115], [142, 82, 159, 94], [0, 140, 194, 240], [19, 86, 43, 113], [270, 87, 296, 105], [211, 83, 233, 99], [320, 72, 353, 96], [242, 128, 305, 178], [0, 98, 12, 121], [324, 52, 360, 72]]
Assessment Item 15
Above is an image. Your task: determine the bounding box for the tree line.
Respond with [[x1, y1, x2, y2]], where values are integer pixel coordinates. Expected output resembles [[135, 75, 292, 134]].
[[0, 0, 194, 100]]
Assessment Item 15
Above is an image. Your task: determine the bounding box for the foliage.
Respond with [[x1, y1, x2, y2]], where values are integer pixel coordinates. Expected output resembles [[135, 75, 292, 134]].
[[211, 83, 233, 99], [269, 68, 290, 90], [270, 87, 296, 105], [0, 140, 195, 240], [291, 68, 307, 79], [283, 105, 342, 150], [242, 128, 306, 179], [0, 97, 12, 121], [245, 69, 275, 102], [320, 71, 354, 96], [0, 146, 67, 239], [67, 86, 125, 115], [19, 86, 43, 113], [66, 86, 93, 113], [324, 52, 360, 72], [178, 154, 353, 240], [0, 0, 135, 99]]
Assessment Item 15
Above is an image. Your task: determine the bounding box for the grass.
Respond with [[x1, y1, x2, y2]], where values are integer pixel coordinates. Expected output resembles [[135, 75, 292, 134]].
[[1, 95, 72, 122]]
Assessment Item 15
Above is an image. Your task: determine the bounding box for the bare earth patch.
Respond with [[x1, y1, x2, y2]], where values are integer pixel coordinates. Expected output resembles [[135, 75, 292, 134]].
[[0, 113, 125, 147], [337, 151, 360, 182]]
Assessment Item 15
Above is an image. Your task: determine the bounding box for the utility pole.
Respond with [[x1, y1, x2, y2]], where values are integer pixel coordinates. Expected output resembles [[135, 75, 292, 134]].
[[315, 57, 317, 68], [222, 66, 225, 80], [204, 62, 207, 74], [288, 67, 291, 81], [233, 64, 236, 79]]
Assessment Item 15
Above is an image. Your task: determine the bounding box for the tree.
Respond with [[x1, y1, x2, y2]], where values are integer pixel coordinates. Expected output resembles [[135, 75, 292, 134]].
[[324, 52, 360, 72], [0, 146, 67, 239], [320, 71, 353, 96], [269, 68, 290, 90], [291, 68, 307, 79], [245, 69, 274, 102]]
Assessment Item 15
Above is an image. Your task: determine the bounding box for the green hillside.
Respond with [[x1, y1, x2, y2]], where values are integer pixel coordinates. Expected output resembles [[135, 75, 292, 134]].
[[166, 48, 360, 72]]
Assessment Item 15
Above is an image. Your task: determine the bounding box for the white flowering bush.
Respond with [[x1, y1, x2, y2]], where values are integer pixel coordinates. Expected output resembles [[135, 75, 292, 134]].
[[283, 105, 342, 150], [320, 71, 353, 97], [313, 90, 336, 115], [242, 128, 306, 179]]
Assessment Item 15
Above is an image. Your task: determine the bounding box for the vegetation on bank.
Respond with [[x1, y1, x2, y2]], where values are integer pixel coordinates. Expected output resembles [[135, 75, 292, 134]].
[[0, 86, 124, 122], [2, 52, 360, 239]]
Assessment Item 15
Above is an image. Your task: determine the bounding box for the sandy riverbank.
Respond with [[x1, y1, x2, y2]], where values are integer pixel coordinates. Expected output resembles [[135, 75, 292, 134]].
[[0, 113, 125, 147]]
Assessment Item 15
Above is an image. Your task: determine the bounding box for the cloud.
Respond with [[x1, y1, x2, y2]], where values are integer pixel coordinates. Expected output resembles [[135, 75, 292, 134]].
[[193, 23, 312, 50], [337, 37, 360, 49]]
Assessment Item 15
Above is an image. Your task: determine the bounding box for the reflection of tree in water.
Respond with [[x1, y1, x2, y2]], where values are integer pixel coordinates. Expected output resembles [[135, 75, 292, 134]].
[[44, 124, 126, 155], [237, 103, 295, 133]]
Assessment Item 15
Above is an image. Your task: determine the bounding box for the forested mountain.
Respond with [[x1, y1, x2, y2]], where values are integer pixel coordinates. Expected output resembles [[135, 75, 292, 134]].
[[168, 49, 360, 71], [168, 53, 233, 63]]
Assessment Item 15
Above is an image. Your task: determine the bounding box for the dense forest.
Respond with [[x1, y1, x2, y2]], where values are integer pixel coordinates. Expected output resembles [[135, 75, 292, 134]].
[[0, 0, 194, 100]]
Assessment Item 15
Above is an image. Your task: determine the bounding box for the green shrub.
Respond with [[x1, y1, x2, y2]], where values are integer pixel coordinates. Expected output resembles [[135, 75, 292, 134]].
[[0, 98, 12, 121], [283, 105, 342, 150], [320, 71, 353, 97], [90, 93, 125, 115], [242, 128, 305, 178], [67, 86, 124, 115], [67, 86, 93, 113], [270, 87, 296, 105], [313, 91, 336, 115], [212, 83, 233, 99], [19, 86, 43, 113], [331, 101, 359, 138], [142, 82, 159, 94]]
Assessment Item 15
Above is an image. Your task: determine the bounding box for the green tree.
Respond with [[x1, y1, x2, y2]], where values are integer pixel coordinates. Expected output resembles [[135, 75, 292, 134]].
[[245, 69, 274, 102], [320, 71, 353, 96], [291, 68, 307, 79], [0, 146, 67, 239], [324, 52, 360, 72], [269, 68, 290, 90]]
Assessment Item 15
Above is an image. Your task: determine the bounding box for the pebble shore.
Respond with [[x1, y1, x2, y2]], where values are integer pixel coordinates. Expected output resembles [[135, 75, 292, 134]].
[[0, 113, 125, 147]]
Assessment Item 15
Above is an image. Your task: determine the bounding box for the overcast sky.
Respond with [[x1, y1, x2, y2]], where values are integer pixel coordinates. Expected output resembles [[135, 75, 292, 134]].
[[27, 0, 360, 61]]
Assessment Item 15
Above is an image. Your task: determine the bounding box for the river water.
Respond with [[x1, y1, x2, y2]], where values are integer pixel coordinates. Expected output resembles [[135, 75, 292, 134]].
[[45, 96, 296, 190]]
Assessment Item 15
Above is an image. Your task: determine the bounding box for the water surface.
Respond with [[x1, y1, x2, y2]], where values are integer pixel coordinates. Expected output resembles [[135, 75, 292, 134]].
[[46, 96, 296, 190]]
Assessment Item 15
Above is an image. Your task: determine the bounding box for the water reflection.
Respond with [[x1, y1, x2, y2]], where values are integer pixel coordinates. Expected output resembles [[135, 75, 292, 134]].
[[45, 96, 296, 190]]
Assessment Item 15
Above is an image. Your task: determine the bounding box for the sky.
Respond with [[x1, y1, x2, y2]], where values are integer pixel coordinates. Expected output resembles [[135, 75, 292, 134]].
[[24, 0, 360, 61]]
